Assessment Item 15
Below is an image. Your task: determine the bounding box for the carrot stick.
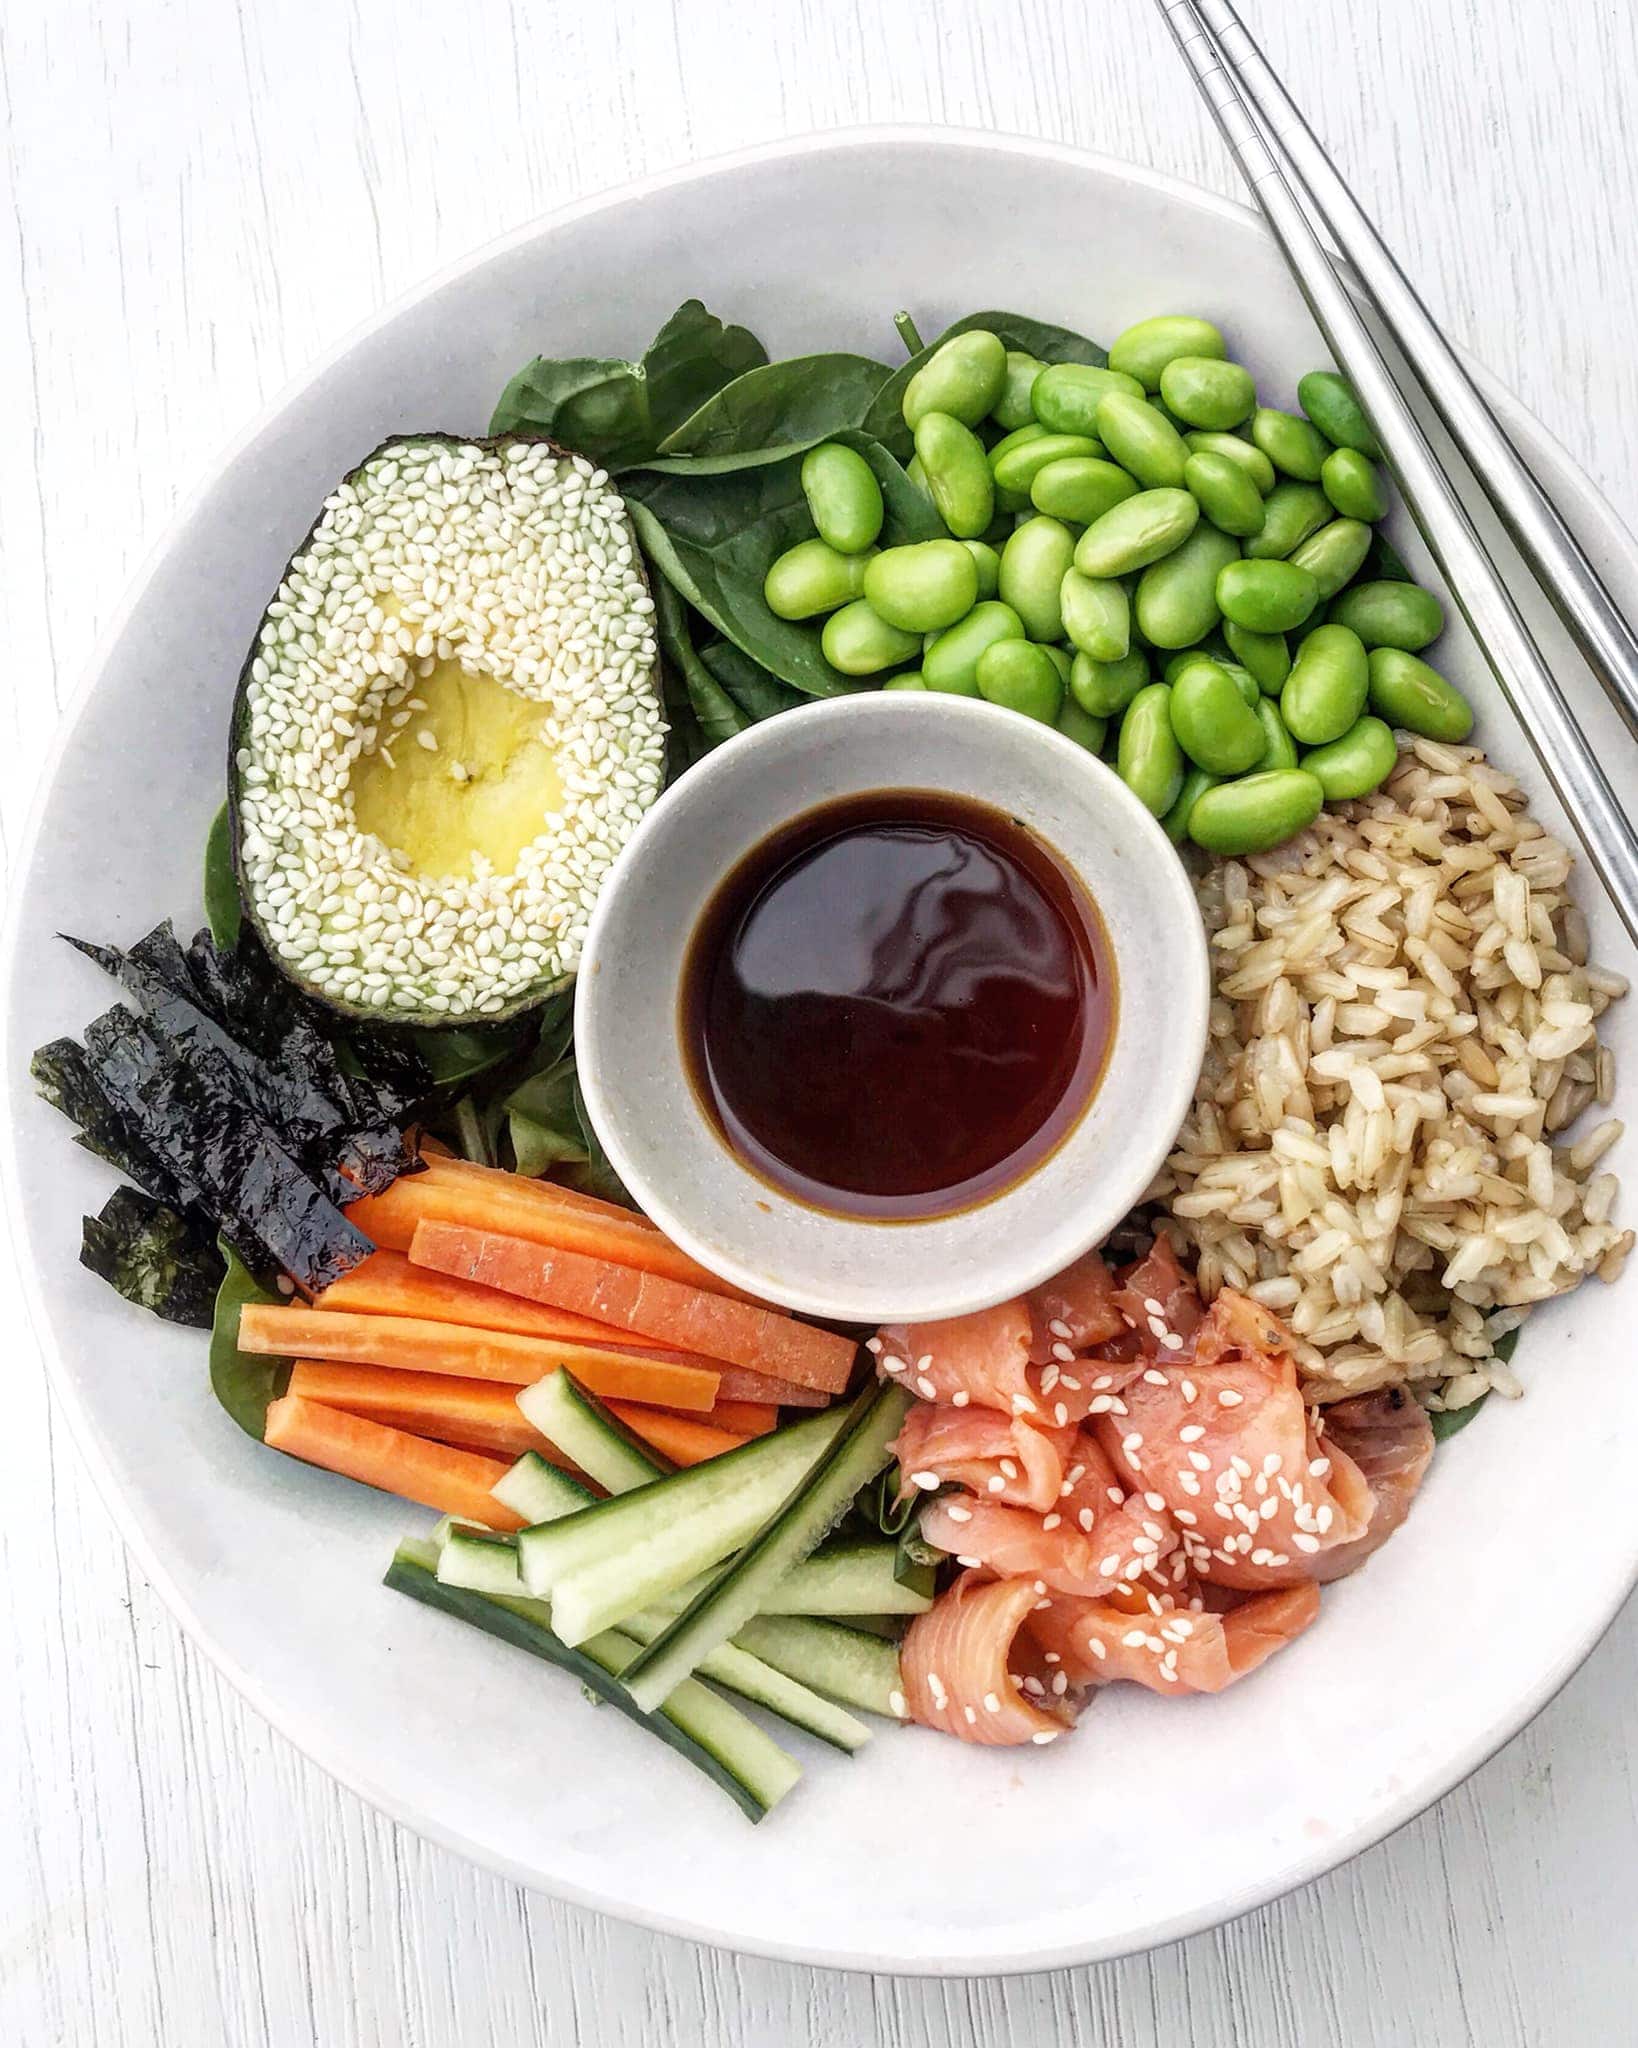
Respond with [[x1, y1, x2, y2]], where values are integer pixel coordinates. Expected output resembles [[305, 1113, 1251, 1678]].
[[238, 1305, 720, 1410], [697, 1398, 778, 1436], [263, 1393, 524, 1530], [286, 1360, 574, 1462], [408, 1221, 858, 1394], [315, 1249, 630, 1344], [348, 1169, 763, 1304], [604, 1403, 750, 1467], [421, 1155, 661, 1231], [712, 1365, 834, 1411]]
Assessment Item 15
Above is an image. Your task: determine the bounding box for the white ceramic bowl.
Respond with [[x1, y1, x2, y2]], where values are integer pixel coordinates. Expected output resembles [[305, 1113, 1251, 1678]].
[[577, 691, 1208, 1322], [4, 131, 1635, 1973]]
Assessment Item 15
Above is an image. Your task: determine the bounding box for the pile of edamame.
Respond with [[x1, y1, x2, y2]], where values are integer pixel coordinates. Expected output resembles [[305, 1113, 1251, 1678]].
[[761, 316, 1476, 856]]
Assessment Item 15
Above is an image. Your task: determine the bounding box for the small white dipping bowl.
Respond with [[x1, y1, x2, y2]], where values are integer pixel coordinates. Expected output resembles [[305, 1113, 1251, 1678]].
[[577, 691, 1208, 1322]]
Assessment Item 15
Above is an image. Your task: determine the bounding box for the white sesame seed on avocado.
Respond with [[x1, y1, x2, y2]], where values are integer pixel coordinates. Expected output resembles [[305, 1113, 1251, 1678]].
[[231, 435, 665, 1025]]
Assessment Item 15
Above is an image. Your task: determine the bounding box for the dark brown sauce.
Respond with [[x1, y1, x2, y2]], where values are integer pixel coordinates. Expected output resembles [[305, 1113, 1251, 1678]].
[[680, 790, 1116, 1220]]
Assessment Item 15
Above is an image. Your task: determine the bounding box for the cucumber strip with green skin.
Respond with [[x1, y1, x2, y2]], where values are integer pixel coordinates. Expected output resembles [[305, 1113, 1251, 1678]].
[[758, 1541, 934, 1616], [620, 1383, 912, 1716], [733, 1615, 908, 1721], [618, 1608, 871, 1753], [384, 1540, 797, 1821], [514, 1374, 671, 1494], [437, 1524, 527, 1599], [522, 1408, 851, 1640], [490, 1448, 600, 1526]]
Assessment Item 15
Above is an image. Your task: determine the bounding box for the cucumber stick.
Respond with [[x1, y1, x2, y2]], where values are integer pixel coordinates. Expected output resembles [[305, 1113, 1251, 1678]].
[[757, 1541, 934, 1617], [514, 1374, 670, 1493], [490, 1449, 600, 1526], [523, 1408, 851, 1644], [618, 1608, 871, 1753], [383, 1539, 798, 1820], [733, 1615, 908, 1722], [438, 1524, 528, 1598], [620, 1383, 912, 1715]]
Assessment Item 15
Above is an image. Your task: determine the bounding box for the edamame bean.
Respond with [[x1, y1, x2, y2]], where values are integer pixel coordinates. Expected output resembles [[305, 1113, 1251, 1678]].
[[976, 639, 1063, 723], [1070, 647, 1150, 718], [1188, 770, 1326, 855], [1108, 315, 1227, 392], [1220, 660, 1261, 707], [993, 351, 1047, 432], [1280, 623, 1369, 744], [1185, 430, 1277, 495], [922, 600, 1026, 697], [1328, 579, 1445, 651], [1254, 696, 1300, 771], [1060, 570, 1131, 662], [906, 454, 933, 504], [1183, 450, 1267, 539], [915, 412, 995, 538], [1250, 407, 1330, 482], [1366, 647, 1475, 741], [1031, 456, 1140, 525], [821, 599, 922, 675], [1244, 481, 1332, 561], [1074, 488, 1199, 577], [1298, 369, 1383, 459], [903, 330, 1008, 431], [1169, 657, 1265, 774], [881, 671, 927, 691], [1056, 699, 1107, 753], [800, 442, 884, 554], [1160, 356, 1257, 431], [1321, 447, 1388, 522], [1217, 557, 1321, 633], [763, 537, 875, 619], [1163, 765, 1221, 844], [1041, 643, 1074, 687], [1223, 619, 1291, 693], [1116, 682, 1186, 816], [962, 539, 1002, 599], [862, 540, 980, 632], [1287, 517, 1373, 600], [1134, 524, 1241, 649], [998, 517, 1078, 641], [992, 432, 1103, 498], [1301, 715, 1398, 801], [1030, 361, 1145, 436], [1096, 392, 1191, 488]]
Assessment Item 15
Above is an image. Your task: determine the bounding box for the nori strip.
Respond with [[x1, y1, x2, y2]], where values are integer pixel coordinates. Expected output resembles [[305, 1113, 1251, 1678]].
[[80, 1187, 223, 1328], [31, 1037, 194, 1212]]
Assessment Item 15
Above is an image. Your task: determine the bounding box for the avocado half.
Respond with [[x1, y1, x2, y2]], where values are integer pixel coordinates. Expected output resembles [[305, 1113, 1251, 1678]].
[[229, 434, 666, 1027]]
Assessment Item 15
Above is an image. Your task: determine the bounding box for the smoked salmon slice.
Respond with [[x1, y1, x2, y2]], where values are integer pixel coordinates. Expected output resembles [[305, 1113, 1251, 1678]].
[[1029, 1578, 1321, 1693], [1305, 1387, 1434, 1583], [900, 1573, 1078, 1746], [1026, 1248, 1126, 1360], [1093, 1288, 1374, 1590], [890, 1402, 1074, 1513], [874, 1299, 1034, 1416]]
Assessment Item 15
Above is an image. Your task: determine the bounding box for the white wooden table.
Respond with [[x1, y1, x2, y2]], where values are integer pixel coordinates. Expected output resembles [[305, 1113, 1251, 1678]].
[[4, 1, 1635, 2040]]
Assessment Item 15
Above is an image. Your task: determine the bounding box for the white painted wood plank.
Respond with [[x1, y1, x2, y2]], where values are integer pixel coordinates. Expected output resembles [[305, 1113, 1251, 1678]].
[[2, 1, 1635, 2043]]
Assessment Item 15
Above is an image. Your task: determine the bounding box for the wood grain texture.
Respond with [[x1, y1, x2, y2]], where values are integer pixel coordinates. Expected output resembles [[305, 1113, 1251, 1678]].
[[3, 0, 1635, 2042]]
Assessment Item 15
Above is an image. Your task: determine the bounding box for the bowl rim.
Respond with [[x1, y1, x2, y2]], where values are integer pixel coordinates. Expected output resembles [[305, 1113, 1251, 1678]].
[[4, 122, 1635, 1976], [575, 688, 1211, 1321]]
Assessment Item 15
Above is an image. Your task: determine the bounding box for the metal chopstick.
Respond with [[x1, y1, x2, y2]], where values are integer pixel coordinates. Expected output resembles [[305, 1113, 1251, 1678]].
[[1186, 0, 1638, 749], [1153, 0, 1638, 947]]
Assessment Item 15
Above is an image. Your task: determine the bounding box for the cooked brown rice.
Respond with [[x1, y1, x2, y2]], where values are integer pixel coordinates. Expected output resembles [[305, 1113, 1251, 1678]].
[[1149, 736, 1631, 1409]]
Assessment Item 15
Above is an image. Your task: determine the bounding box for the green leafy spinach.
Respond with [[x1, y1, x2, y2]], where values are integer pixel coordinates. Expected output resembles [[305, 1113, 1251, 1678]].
[[658, 352, 892, 459], [210, 1242, 292, 1439]]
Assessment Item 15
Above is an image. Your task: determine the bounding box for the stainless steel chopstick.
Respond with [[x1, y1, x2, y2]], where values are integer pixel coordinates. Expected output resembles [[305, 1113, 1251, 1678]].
[[1192, 0, 1638, 747], [1154, 0, 1638, 946]]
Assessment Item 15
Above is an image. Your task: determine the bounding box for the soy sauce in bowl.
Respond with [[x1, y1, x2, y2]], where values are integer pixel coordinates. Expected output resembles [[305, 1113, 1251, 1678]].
[[680, 790, 1116, 1220]]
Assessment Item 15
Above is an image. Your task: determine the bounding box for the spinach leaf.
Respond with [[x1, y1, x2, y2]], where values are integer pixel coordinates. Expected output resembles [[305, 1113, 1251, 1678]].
[[490, 299, 766, 470], [699, 641, 805, 723], [202, 802, 242, 949], [623, 429, 939, 698], [81, 1186, 223, 1328], [863, 310, 1109, 460], [1364, 531, 1415, 583], [407, 1017, 536, 1088], [653, 576, 750, 747], [503, 1057, 589, 1179], [659, 353, 892, 458], [209, 1242, 291, 1439]]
